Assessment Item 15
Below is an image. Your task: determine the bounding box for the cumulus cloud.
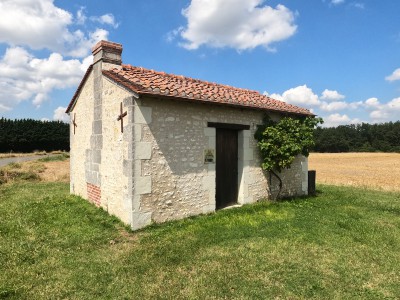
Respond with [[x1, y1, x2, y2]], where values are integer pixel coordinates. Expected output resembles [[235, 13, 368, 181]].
[[0, 0, 72, 51], [331, 0, 345, 5], [324, 113, 350, 126], [0, 47, 86, 109], [369, 110, 390, 123], [0, 0, 111, 58], [385, 68, 400, 82], [320, 89, 345, 101], [264, 84, 400, 126], [76, 7, 87, 25], [323, 113, 362, 127], [53, 106, 70, 122], [364, 97, 400, 123], [364, 97, 380, 107], [0, 103, 11, 112], [66, 28, 109, 58], [266, 85, 320, 106], [91, 14, 119, 28], [0, 0, 118, 115], [177, 0, 297, 51], [320, 101, 349, 112]]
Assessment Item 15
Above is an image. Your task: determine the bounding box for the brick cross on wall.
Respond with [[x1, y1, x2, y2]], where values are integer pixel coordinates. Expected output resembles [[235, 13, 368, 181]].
[[72, 113, 77, 134], [117, 102, 127, 133]]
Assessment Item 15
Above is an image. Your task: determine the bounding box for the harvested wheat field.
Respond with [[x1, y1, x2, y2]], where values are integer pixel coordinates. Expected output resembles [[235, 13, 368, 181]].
[[309, 152, 400, 191]]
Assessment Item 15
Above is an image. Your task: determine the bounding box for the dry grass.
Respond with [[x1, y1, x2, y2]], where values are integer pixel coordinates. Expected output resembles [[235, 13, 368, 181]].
[[309, 152, 400, 191], [0, 151, 47, 159], [0, 151, 67, 159], [0, 159, 69, 184], [37, 160, 69, 182]]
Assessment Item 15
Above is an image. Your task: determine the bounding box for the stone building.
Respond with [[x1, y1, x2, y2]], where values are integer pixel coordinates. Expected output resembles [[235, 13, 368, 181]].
[[66, 40, 313, 230]]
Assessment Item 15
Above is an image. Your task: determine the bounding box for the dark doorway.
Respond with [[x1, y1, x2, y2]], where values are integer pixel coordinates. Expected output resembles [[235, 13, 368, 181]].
[[216, 128, 238, 209]]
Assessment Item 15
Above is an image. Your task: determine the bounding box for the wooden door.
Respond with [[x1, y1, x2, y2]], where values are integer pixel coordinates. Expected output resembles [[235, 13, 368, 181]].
[[216, 128, 238, 209]]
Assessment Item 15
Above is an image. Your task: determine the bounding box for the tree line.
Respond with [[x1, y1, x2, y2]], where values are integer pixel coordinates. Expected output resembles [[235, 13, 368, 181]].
[[313, 121, 400, 153], [0, 118, 69, 152], [1, 117, 399, 154]]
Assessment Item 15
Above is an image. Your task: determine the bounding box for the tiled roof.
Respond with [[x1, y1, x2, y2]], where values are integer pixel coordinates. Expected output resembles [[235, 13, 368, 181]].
[[102, 64, 313, 116]]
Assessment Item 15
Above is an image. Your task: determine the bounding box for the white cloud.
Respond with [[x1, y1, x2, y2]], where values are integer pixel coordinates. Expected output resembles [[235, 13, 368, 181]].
[[270, 85, 320, 106], [0, 0, 118, 114], [0, 0, 110, 58], [0, 0, 72, 51], [331, 0, 345, 5], [323, 113, 362, 127], [320, 101, 348, 111], [265, 85, 397, 126], [0, 47, 86, 109], [370, 110, 390, 123], [365, 97, 400, 123], [91, 14, 119, 28], [0, 103, 11, 112], [320, 89, 345, 101], [53, 106, 69, 122], [364, 97, 380, 107], [324, 113, 350, 126], [351, 3, 365, 9], [385, 68, 400, 82], [76, 7, 87, 25], [66, 28, 109, 58], [387, 97, 400, 110], [178, 0, 297, 51]]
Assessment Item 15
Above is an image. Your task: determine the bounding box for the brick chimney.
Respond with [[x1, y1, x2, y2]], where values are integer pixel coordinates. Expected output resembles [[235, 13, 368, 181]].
[[91, 40, 123, 70]]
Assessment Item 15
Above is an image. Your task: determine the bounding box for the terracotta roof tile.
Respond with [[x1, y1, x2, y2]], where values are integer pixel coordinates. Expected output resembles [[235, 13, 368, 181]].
[[102, 64, 313, 116]]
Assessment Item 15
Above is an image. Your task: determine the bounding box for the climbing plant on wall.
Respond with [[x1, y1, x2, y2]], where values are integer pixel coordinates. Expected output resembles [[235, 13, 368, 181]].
[[254, 115, 323, 199]]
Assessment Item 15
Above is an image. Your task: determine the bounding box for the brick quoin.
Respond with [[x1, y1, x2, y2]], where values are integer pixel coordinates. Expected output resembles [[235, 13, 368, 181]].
[[87, 183, 101, 207]]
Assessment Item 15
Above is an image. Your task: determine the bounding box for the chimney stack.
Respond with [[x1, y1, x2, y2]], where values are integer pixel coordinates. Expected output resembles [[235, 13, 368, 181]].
[[91, 40, 123, 70]]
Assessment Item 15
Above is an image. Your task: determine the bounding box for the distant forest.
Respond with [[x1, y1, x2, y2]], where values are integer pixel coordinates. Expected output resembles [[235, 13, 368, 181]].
[[0, 118, 69, 152], [313, 121, 400, 153], [1, 117, 399, 154]]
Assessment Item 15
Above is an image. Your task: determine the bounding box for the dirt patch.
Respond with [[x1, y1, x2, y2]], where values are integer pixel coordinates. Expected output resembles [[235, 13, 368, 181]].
[[0, 159, 70, 184], [39, 160, 70, 182], [309, 153, 400, 191]]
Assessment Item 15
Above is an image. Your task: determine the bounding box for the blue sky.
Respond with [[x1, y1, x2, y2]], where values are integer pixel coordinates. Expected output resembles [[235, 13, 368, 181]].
[[0, 0, 399, 127]]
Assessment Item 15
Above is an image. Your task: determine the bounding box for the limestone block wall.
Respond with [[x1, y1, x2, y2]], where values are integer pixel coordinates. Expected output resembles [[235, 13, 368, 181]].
[[136, 96, 308, 225], [99, 78, 132, 224], [268, 155, 308, 198], [69, 72, 94, 199]]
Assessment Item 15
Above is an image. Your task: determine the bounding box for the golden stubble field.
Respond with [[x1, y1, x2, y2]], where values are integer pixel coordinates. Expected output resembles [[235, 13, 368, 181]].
[[309, 152, 400, 192]]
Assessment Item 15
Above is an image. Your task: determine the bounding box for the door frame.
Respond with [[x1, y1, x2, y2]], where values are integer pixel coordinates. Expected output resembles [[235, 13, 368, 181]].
[[208, 122, 250, 210]]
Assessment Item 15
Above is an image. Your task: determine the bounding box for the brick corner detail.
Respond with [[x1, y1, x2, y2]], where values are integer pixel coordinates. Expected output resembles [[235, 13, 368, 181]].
[[87, 182, 101, 207]]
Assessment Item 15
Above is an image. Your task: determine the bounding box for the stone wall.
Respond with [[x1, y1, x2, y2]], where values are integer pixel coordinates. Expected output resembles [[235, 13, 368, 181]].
[[99, 77, 131, 223], [69, 72, 94, 199], [134, 96, 308, 226]]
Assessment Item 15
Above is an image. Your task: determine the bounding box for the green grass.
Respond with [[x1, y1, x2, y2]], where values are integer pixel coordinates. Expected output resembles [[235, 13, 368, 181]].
[[0, 183, 399, 299], [37, 153, 70, 162]]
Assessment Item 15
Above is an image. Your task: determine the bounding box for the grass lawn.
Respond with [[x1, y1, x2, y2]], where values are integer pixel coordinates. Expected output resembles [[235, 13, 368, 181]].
[[0, 182, 399, 299]]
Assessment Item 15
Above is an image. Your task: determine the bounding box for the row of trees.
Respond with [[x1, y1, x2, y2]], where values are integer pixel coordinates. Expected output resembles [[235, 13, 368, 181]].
[[313, 121, 400, 152], [0, 118, 69, 152], [1, 117, 399, 153]]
